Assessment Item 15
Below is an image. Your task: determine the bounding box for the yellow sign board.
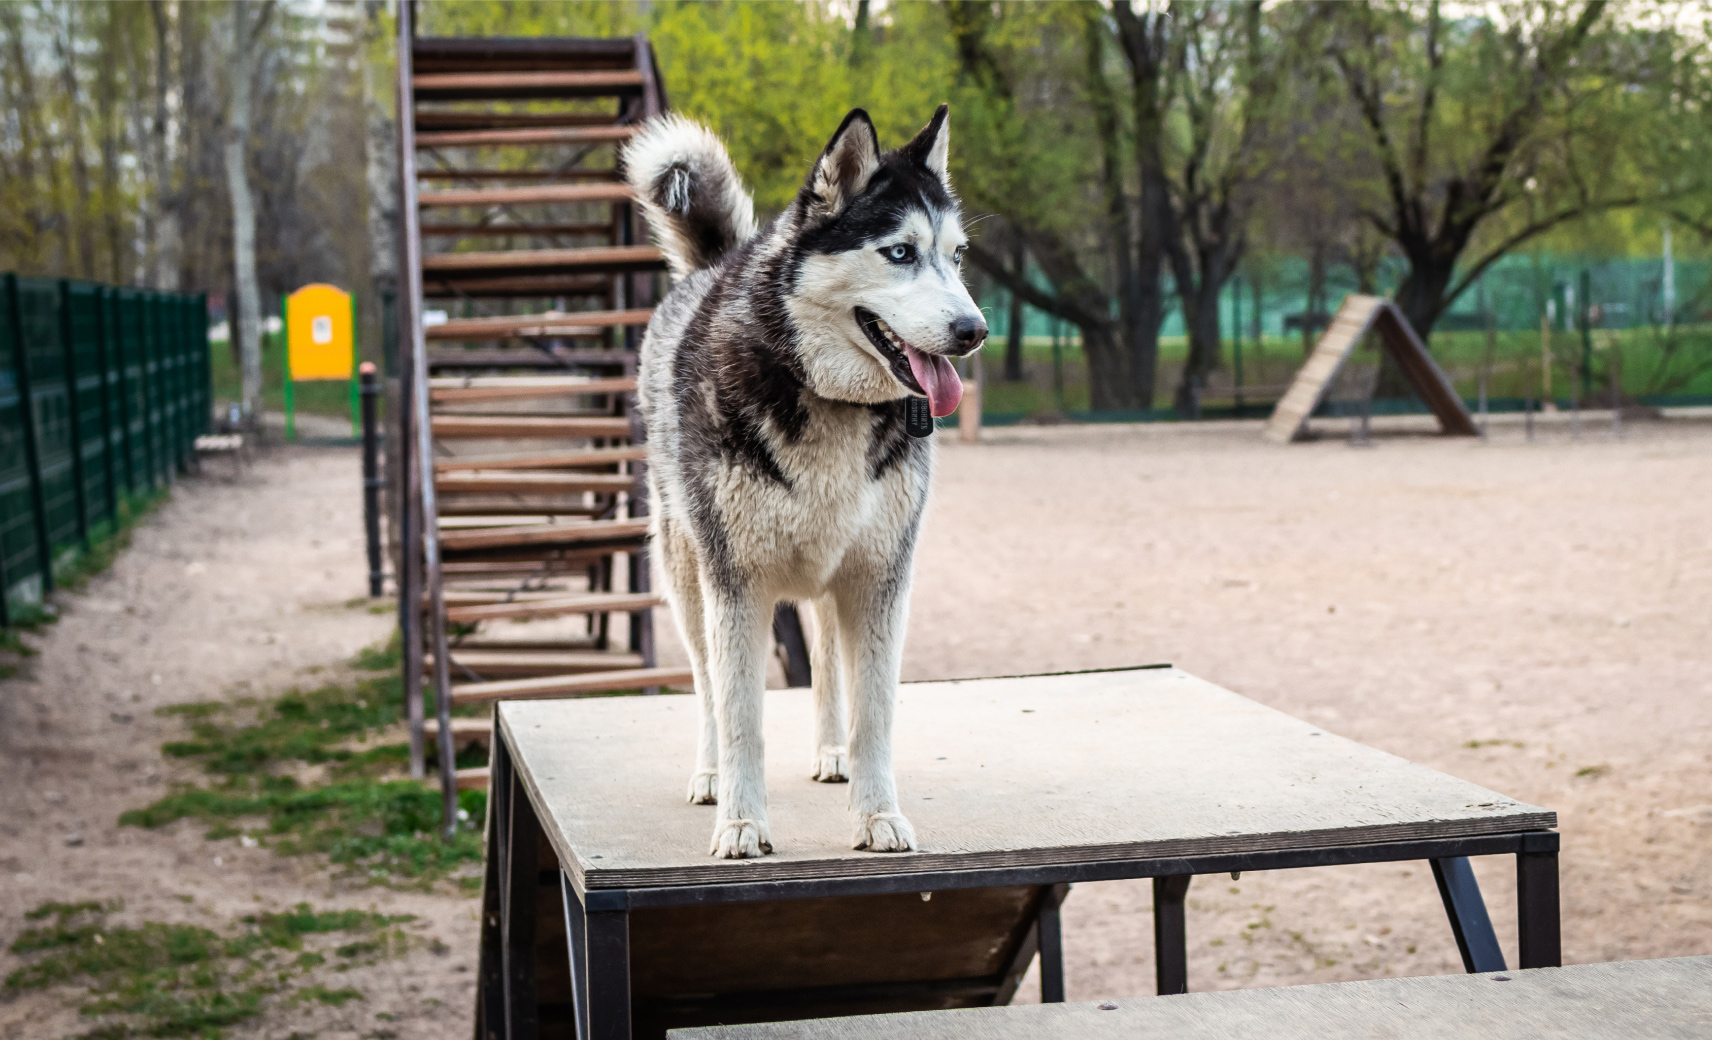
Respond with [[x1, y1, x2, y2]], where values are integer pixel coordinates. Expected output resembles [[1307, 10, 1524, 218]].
[[286, 283, 354, 381]]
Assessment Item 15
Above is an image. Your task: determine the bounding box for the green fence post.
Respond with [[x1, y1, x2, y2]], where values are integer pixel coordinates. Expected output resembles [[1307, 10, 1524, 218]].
[[95, 286, 118, 529], [197, 294, 211, 435], [349, 292, 361, 439], [6, 275, 53, 595], [58, 281, 90, 551], [282, 292, 295, 442]]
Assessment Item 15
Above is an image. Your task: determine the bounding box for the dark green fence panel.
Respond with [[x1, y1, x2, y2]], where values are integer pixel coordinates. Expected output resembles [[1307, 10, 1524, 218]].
[[1, 275, 206, 617], [64, 281, 112, 537], [115, 289, 152, 492], [15, 277, 79, 567], [1, 276, 44, 617], [142, 294, 167, 486]]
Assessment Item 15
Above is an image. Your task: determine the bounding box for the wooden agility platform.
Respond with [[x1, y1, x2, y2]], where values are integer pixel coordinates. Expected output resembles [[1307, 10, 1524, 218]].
[[477, 667, 1560, 1040], [1264, 294, 1478, 443], [673, 957, 1712, 1040]]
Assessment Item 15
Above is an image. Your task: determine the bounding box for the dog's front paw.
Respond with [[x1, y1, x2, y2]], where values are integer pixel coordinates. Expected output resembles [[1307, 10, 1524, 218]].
[[710, 818, 773, 858], [810, 745, 848, 783], [686, 770, 718, 805], [852, 812, 916, 853]]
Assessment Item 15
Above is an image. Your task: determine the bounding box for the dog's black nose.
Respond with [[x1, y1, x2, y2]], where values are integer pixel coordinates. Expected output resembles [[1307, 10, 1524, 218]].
[[951, 316, 987, 352]]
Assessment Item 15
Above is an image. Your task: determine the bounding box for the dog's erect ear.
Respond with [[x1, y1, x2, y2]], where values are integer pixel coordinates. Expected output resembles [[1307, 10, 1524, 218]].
[[808, 108, 881, 214], [900, 104, 950, 185]]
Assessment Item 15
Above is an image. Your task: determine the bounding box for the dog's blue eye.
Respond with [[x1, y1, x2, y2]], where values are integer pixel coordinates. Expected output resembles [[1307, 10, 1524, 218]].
[[953, 246, 966, 264], [884, 243, 916, 264]]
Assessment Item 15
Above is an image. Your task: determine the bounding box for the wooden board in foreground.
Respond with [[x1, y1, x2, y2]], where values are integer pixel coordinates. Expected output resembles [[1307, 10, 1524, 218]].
[[500, 667, 1554, 893], [670, 956, 1712, 1040], [1264, 294, 1478, 443]]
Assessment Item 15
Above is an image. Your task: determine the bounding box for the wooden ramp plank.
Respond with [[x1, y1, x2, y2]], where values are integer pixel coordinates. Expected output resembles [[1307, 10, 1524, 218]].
[[412, 69, 645, 101], [435, 446, 645, 472], [454, 665, 695, 705], [1263, 295, 1383, 443], [499, 667, 1555, 892], [415, 124, 636, 149], [428, 309, 652, 342], [431, 415, 633, 439], [454, 767, 491, 790], [436, 471, 634, 495], [675, 957, 1712, 1040], [421, 245, 666, 275], [1265, 294, 1478, 443], [440, 517, 650, 553], [427, 650, 645, 677], [444, 590, 662, 624], [419, 183, 634, 208]]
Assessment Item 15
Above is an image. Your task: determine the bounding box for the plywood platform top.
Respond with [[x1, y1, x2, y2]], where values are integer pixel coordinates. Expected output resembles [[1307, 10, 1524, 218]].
[[670, 957, 1712, 1039], [499, 667, 1554, 893]]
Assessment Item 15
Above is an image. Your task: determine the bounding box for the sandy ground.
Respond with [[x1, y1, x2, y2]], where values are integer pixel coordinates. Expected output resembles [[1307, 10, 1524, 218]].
[[4, 411, 1711, 1036]]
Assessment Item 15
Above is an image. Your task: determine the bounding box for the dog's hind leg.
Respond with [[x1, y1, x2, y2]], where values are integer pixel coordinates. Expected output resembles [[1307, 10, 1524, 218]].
[[832, 572, 916, 853], [808, 595, 848, 783], [704, 582, 773, 858], [660, 520, 718, 804]]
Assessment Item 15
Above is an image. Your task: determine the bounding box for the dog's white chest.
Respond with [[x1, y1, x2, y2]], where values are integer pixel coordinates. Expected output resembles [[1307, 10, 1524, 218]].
[[708, 406, 923, 596]]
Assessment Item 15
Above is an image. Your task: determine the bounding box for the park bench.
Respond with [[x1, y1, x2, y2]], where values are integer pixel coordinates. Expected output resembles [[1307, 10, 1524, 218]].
[[475, 666, 1560, 1040], [670, 956, 1712, 1040]]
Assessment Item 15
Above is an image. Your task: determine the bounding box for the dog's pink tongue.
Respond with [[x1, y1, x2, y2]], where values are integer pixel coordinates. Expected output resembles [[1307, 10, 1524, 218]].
[[906, 346, 963, 418]]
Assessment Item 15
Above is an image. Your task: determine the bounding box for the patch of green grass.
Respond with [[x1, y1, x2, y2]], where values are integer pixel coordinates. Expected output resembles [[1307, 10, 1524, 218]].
[[4, 901, 406, 1039], [123, 636, 487, 889]]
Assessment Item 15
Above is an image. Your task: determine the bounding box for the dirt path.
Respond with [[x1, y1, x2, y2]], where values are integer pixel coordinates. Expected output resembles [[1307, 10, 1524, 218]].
[[0, 448, 475, 1040], [908, 416, 1712, 999], [4, 416, 1710, 1035]]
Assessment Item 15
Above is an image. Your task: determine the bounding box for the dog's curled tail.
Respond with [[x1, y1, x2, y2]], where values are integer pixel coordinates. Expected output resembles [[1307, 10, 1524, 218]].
[[623, 115, 756, 279]]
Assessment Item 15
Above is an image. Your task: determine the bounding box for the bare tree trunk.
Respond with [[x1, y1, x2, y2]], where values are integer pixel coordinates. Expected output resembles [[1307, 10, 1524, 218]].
[[148, 0, 180, 289], [225, 2, 272, 424], [53, 10, 98, 278]]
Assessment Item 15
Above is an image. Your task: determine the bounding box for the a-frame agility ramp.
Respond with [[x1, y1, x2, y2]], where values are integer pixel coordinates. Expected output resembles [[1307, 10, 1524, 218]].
[[1263, 294, 1479, 443]]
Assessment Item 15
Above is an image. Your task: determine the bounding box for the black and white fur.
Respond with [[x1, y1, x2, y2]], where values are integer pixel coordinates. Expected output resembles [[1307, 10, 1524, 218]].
[[625, 106, 986, 858]]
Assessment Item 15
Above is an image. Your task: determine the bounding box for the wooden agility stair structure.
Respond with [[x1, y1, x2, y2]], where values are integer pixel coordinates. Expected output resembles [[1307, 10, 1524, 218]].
[[1264, 294, 1479, 443], [393, 11, 692, 813]]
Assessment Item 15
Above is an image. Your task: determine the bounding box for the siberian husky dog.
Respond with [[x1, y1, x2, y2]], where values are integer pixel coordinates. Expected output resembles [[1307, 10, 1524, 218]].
[[623, 105, 986, 858]]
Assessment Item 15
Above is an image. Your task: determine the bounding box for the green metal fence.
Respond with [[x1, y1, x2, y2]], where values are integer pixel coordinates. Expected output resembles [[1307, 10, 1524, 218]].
[[1, 275, 209, 624]]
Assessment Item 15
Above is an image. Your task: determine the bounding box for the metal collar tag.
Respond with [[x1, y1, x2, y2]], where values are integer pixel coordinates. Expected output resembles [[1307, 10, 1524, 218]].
[[905, 396, 934, 438]]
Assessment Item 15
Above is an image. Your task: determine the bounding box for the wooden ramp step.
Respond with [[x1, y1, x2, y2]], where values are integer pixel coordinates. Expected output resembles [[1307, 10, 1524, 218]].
[[412, 69, 645, 101], [415, 112, 619, 132], [427, 650, 646, 678], [423, 274, 612, 300], [416, 124, 635, 149], [427, 346, 634, 367], [444, 590, 661, 624], [451, 665, 695, 705], [421, 245, 666, 277], [431, 415, 633, 439], [441, 589, 594, 606], [435, 446, 646, 472], [440, 517, 649, 554], [454, 767, 490, 790], [436, 471, 634, 495], [431, 374, 637, 397], [424, 716, 492, 744], [427, 308, 652, 343], [418, 183, 634, 208], [421, 222, 615, 239]]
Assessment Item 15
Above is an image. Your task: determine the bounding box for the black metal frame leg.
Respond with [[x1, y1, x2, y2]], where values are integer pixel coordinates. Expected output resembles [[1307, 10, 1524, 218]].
[[1517, 838, 1562, 968], [1152, 874, 1191, 995], [502, 761, 541, 1040], [1037, 884, 1068, 1003], [585, 907, 632, 1040], [476, 738, 512, 1040], [1429, 857, 1506, 973]]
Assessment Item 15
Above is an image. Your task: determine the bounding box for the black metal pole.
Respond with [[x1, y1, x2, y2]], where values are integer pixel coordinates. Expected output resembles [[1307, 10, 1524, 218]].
[[359, 362, 384, 597]]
